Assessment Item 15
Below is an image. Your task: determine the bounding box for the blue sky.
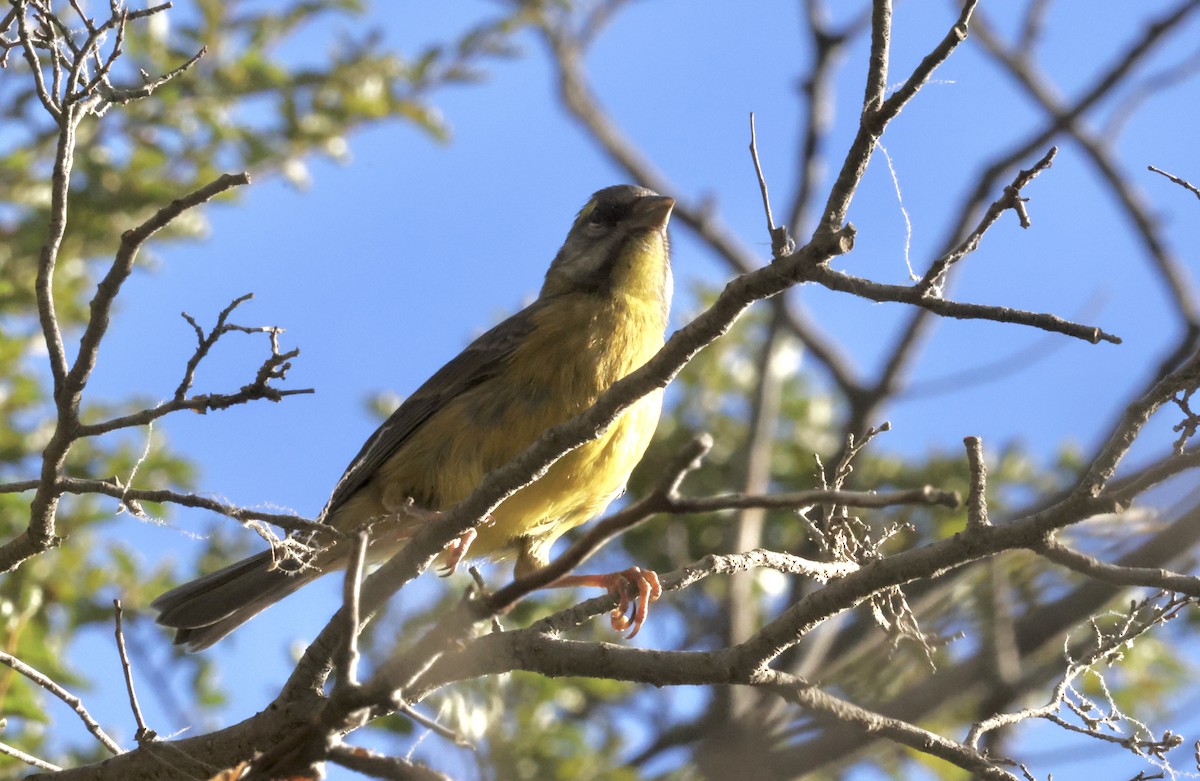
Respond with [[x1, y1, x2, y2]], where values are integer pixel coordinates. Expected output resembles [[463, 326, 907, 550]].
[[52, 1, 1200, 778]]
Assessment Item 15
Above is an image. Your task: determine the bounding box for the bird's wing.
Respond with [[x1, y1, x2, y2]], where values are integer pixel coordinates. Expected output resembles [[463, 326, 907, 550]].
[[320, 303, 541, 520]]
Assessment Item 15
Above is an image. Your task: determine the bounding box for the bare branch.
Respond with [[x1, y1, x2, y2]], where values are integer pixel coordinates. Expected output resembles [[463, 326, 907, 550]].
[[0, 479, 40, 494], [13, 1, 62, 120], [94, 44, 205, 108], [819, 0, 978, 232], [0, 739, 63, 773], [55, 476, 330, 535], [775, 498, 1200, 775], [1036, 537, 1200, 597], [677, 485, 960, 515], [407, 609, 1017, 779], [805, 261, 1120, 344], [1103, 446, 1200, 505], [79, 381, 315, 436], [757, 670, 1020, 780], [0, 173, 253, 574], [971, 5, 1200, 347], [0, 650, 122, 755], [113, 600, 155, 744], [748, 113, 794, 258], [1079, 349, 1200, 496], [327, 743, 452, 781], [964, 435, 991, 528], [177, 293, 257, 398], [862, 0, 892, 114], [917, 147, 1057, 295], [1149, 165, 1200, 200], [398, 703, 473, 749], [75, 173, 251, 392], [77, 295, 313, 437], [967, 594, 1193, 765]]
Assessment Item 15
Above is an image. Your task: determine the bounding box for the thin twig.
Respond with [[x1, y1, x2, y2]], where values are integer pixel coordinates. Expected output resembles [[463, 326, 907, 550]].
[[0, 739, 63, 773], [1148, 165, 1200, 200], [79, 383, 315, 436], [176, 292, 256, 399], [398, 704, 474, 749], [749, 112, 775, 231], [675, 485, 961, 514], [13, 1, 62, 119], [918, 147, 1058, 294], [113, 600, 154, 743], [749, 113, 793, 258], [95, 44, 205, 107], [53, 476, 331, 536], [74, 292, 314, 437], [967, 594, 1191, 750], [0, 650, 122, 754]]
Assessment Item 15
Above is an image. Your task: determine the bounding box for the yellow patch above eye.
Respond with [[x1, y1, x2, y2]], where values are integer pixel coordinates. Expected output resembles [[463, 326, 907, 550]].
[[574, 199, 598, 225]]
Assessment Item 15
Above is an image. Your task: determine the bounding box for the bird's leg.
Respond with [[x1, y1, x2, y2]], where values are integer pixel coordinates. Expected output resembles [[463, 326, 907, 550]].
[[384, 496, 487, 577], [550, 567, 662, 639], [439, 528, 477, 577]]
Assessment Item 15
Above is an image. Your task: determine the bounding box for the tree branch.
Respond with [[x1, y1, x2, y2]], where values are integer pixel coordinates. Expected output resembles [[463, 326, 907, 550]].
[[1035, 537, 1200, 597], [0, 650, 123, 755]]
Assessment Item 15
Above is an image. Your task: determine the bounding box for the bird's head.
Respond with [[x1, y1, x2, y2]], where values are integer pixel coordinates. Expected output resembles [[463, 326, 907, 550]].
[[541, 185, 674, 319]]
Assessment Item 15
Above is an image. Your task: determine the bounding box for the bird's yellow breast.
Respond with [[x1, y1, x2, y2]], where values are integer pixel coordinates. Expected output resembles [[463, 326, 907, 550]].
[[341, 287, 666, 570]]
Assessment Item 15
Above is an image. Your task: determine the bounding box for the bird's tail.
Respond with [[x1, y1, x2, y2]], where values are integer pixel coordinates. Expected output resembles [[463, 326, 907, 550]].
[[151, 551, 323, 652]]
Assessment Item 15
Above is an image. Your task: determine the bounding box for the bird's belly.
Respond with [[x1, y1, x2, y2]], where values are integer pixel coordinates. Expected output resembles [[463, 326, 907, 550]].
[[468, 389, 662, 560]]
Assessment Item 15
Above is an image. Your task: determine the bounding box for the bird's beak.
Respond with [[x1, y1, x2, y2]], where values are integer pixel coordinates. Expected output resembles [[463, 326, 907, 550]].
[[627, 195, 675, 233]]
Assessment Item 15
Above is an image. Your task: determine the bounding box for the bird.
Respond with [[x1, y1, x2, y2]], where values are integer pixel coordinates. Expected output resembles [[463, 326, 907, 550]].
[[152, 184, 675, 651]]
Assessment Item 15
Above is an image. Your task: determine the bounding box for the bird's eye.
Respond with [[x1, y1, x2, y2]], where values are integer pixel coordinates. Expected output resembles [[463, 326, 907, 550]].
[[587, 208, 613, 228], [585, 201, 629, 232]]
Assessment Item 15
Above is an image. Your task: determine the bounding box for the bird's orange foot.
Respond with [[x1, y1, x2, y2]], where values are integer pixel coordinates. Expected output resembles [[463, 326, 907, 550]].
[[553, 567, 662, 639], [439, 527, 478, 577]]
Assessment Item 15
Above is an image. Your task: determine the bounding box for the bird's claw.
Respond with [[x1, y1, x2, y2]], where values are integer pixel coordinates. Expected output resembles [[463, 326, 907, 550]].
[[604, 567, 662, 639], [547, 566, 662, 638]]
